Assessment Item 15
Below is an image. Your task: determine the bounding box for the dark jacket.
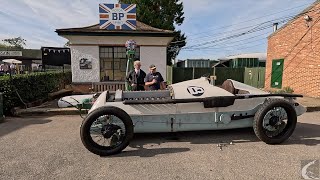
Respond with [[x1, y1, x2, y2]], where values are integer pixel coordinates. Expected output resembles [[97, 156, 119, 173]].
[[126, 69, 146, 90]]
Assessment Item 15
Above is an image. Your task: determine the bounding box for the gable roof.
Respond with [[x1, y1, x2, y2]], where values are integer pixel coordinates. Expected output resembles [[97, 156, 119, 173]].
[[56, 21, 175, 37], [268, 0, 320, 39]]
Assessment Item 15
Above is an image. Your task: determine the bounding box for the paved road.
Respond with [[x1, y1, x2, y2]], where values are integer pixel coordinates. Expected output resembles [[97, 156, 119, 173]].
[[0, 112, 319, 180]]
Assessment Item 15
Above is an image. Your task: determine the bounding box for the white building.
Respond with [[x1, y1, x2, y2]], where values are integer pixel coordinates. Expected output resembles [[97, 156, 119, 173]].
[[176, 59, 212, 68], [56, 21, 174, 92], [217, 53, 267, 68]]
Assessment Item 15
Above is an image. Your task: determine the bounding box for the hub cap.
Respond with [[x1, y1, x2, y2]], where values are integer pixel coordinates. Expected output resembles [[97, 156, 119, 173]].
[[262, 107, 288, 137], [89, 115, 126, 147]]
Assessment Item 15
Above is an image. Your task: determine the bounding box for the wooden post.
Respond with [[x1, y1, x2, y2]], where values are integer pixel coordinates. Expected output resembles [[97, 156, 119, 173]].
[[16, 64, 20, 75], [192, 67, 195, 79], [213, 67, 216, 85]]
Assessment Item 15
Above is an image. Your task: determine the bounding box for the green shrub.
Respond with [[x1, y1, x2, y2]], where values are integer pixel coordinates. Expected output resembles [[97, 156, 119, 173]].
[[0, 71, 71, 114], [269, 86, 294, 94]]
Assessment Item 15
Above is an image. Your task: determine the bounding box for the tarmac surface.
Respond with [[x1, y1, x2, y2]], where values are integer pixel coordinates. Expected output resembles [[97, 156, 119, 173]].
[[297, 97, 320, 112], [0, 112, 319, 180]]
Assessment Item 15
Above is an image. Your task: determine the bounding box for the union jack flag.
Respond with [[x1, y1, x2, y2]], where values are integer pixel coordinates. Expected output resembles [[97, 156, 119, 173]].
[[99, 4, 136, 30]]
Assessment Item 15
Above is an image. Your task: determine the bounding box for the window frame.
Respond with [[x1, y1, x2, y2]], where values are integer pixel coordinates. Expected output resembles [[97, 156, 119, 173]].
[[99, 46, 140, 81]]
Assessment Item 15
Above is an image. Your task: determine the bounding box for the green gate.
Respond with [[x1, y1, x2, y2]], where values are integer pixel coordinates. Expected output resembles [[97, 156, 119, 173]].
[[172, 67, 194, 83], [244, 67, 266, 88], [270, 59, 284, 89], [214, 67, 245, 85], [172, 67, 245, 84]]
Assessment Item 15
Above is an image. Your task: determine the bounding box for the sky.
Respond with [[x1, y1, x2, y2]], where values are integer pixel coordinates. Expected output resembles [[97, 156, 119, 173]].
[[0, 0, 317, 60]]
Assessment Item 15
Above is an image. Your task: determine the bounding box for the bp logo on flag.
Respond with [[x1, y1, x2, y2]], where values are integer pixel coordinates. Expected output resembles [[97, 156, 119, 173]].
[[99, 4, 136, 30]]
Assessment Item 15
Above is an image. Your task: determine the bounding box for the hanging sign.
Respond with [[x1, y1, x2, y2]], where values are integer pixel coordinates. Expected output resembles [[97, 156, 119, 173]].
[[0, 51, 22, 56]]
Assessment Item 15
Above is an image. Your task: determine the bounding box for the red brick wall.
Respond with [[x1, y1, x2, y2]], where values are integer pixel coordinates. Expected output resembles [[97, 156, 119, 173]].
[[266, 3, 320, 97]]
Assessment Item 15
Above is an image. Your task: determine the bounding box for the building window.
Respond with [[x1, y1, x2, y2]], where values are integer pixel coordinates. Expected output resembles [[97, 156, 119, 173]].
[[99, 47, 140, 81]]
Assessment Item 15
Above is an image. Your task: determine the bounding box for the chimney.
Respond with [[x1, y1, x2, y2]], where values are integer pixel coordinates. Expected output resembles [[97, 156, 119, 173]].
[[273, 23, 279, 32]]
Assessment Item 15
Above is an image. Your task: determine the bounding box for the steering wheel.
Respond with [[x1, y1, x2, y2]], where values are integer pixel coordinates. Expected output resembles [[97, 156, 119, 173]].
[[201, 73, 211, 78]]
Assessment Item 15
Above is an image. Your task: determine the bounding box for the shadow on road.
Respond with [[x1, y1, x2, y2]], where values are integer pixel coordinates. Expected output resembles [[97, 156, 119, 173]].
[[114, 147, 191, 158], [285, 122, 320, 146], [108, 122, 320, 157], [0, 117, 52, 138]]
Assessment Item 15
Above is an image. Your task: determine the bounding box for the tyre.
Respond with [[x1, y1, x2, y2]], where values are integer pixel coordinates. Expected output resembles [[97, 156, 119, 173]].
[[80, 106, 134, 156], [253, 98, 297, 144]]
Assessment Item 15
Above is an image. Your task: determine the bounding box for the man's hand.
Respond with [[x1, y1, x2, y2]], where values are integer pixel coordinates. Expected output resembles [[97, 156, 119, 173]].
[[145, 79, 157, 86], [151, 79, 157, 84], [131, 83, 137, 87]]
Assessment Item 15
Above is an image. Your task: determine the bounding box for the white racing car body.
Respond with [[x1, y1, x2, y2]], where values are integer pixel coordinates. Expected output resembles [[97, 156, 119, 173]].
[[89, 78, 305, 132], [80, 78, 306, 156]]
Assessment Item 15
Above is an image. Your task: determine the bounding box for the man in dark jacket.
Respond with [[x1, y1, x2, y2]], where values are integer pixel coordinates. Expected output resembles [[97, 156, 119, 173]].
[[126, 60, 146, 91]]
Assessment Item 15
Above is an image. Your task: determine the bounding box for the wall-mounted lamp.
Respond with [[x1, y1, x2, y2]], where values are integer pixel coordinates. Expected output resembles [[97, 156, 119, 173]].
[[304, 15, 312, 27]]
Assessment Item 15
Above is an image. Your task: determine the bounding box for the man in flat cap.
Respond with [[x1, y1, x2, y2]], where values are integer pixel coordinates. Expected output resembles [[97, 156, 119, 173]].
[[144, 64, 165, 90]]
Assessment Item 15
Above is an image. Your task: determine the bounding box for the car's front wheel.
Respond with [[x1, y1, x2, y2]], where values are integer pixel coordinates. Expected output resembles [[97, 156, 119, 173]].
[[253, 98, 297, 144], [80, 106, 134, 156]]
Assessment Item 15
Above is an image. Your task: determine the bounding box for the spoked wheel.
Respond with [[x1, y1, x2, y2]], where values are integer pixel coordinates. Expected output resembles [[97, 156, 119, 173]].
[[80, 106, 134, 156], [253, 99, 297, 144]]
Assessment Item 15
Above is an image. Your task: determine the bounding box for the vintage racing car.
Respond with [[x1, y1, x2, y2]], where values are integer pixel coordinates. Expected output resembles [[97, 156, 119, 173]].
[[78, 77, 306, 156]]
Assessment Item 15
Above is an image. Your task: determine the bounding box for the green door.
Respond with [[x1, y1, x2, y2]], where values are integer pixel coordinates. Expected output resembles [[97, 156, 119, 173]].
[[271, 59, 284, 89]]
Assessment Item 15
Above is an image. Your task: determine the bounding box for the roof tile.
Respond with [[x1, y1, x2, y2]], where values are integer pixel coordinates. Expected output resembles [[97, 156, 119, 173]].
[[56, 21, 174, 34]]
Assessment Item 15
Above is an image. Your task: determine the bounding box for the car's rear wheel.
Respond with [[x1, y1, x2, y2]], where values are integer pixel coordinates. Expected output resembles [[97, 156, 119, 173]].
[[253, 99, 297, 144], [80, 106, 134, 156]]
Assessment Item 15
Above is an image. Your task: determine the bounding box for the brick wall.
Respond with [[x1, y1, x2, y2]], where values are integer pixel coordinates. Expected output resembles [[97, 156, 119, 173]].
[[266, 3, 320, 97], [265, 4, 320, 97]]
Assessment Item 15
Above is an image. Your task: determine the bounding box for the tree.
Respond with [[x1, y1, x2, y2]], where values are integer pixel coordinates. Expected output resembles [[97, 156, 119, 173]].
[[2, 37, 26, 49], [119, 0, 186, 65], [0, 43, 8, 48]]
